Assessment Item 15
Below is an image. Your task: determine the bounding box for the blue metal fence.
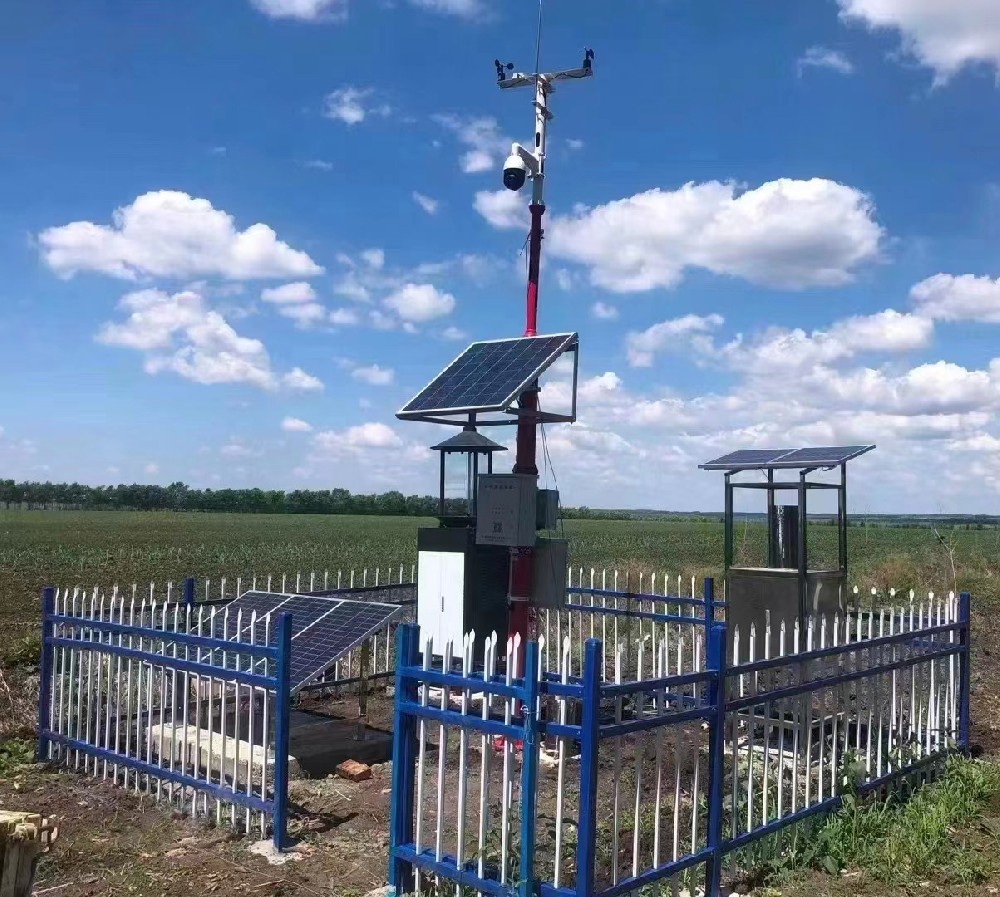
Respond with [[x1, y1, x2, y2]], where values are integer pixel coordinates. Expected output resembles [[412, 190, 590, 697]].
[[388, 590, 970, 897], [37, 587, 293, 849]]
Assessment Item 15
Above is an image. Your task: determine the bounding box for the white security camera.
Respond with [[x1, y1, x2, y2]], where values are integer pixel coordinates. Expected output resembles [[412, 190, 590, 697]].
[[503, 152, 528, 192]]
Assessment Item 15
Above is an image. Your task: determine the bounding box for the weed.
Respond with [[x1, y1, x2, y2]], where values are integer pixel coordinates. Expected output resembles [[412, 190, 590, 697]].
[[758, 756, 1000, 886], [0, 738, 34, 775]]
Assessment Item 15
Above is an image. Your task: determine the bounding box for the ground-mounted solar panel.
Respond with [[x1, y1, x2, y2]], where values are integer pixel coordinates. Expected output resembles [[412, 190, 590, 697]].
[[700, 449, 795, 470], [699, 444, 875, 471], [191, 590, 404, 691], [775, 446, 874, 467], [397, 333, 577, 419], [289, 601, 402, 689]]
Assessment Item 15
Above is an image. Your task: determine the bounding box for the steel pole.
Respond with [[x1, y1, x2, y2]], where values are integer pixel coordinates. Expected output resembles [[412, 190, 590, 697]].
[[508, 79, 549, 649]]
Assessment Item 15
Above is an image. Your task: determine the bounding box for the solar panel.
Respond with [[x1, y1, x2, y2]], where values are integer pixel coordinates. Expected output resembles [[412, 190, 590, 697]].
[[289, 602, 403, 688], [700, 449, 795, 469], [776, 446, 874, 466], [192, 590, 404, 692], [397, 333, 577, 419], [700, 444, 875, 471]]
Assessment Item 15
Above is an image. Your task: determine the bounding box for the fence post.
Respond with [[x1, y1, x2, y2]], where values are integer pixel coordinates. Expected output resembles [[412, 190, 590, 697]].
[[958, 591, 971, 752], [705, 622, 727, 897], [704, 576, 715, 645], [576, 638, 603, 897], [388, 624, 420, 896], [36, 586, 56, 762], [272, 612, 293, 851], [519, 641, 541, 897], [183, 577, 195, 606]]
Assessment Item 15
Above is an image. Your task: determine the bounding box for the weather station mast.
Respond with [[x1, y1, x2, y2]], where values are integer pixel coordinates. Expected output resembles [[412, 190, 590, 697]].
[[495, 15, 595, 648], [395, 4, 594, 664]]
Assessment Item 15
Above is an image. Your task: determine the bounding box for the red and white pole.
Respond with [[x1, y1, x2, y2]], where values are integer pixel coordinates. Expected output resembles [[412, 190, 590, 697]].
[[508, 78, 551, 649]]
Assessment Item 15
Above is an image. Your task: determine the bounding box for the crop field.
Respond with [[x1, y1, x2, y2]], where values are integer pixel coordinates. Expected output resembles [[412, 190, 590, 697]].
[[2, 508, 997, 638]]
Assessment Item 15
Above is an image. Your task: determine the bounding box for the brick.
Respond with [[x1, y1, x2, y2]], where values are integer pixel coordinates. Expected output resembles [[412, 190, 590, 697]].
[[336, 760, 372, 782]]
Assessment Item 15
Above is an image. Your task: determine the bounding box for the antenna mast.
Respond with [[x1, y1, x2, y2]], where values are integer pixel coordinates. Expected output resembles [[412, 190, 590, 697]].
[[493, 9, 594, 648]]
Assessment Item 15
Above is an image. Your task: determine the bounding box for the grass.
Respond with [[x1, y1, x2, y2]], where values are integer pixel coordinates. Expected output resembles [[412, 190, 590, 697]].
[[745, 756, 1000, 890]]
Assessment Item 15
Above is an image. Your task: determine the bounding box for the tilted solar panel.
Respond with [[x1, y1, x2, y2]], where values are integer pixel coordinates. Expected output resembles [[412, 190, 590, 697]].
[[192, 589, 404, 691], [397, 333, 577, 419], [699, 444, 875, 471]]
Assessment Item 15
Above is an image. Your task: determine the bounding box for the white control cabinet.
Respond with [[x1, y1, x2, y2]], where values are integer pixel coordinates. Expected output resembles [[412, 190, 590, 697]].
[[417, 550, 466, 658], [476, 474, 537, 547]]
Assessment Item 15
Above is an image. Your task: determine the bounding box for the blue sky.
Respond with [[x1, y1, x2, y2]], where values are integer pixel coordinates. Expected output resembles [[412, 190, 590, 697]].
[[3, 0, 1000, 513]]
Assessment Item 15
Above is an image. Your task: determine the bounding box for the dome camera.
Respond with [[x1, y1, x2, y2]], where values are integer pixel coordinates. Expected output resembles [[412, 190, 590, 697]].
[[503, 153, 528, 191]]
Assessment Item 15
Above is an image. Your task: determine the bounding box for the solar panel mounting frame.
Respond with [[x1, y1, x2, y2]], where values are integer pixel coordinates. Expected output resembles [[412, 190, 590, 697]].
[[396, 332, 579, 424]]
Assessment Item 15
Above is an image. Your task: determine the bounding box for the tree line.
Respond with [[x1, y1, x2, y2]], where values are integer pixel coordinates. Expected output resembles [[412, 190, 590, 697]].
[[0, 479, 626, 519]]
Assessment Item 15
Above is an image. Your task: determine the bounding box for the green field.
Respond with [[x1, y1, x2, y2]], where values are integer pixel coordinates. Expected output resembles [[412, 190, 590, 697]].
[[2, 509, 997, 641]]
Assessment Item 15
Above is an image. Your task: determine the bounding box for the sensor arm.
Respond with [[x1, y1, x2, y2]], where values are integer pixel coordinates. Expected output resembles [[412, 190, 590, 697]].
[[510, 143, 540, 177]]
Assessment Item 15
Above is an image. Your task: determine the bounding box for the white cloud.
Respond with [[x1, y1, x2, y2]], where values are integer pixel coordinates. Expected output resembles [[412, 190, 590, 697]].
[[250, 0, 347, 21], [220, 443, 261, 458], [361, 248, 385, 270], [407, 0, 488, 19], [684, 309, 934, 375], [797, 46, 855, 75], [261, 282, 317, 304], [911, 273, 1000, 322], [283, 367, 324, 391], [330, 307, 362, 325], [566, 138, 585, 151], [592, 301, 619, 321], [477, 178, 884, 292], [260, 282, 326, 328], [442, 325, 467, 341], [837, 0, 1000, 82], [555, 269, 574, 291], [98, 289, 326, 391], [323, 86, 391, 125], [282, 417, 313, 433], [383, 283, 456, 323], [314, 422, 402, 453], [303, 159, 334, 171], [350, 363, 394, 386], [627, 314, 725, 367], [39, 191, 322, 281], [433, 115, 510, 174], [413, 192, 440, 215], [474, 190, 524, 229]]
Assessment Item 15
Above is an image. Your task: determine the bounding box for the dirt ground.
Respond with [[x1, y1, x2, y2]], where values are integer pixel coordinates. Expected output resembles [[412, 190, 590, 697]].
[[2, 608, 999, 897]]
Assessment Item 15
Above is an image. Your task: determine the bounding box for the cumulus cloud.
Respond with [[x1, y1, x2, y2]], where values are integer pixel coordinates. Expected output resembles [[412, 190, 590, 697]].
[[474, 190, 524, 229], [477, 178, 883, 292], [434, 115, 511, 174], [249, 0, 347, 21], [797, 46, 855, 76], [350, 363, 394, 386], [911, 273, 1000, 322], [314, 422, 402, 452], [39, 191, 322, 281], [837, 0, 1000, 82], [592, 302, 619, 321], [330, 307, 362, 326], [323, 86, 392, 125], [282, 417, 313, 433], [98, 288, 323, 391], [260, 282, 327, 328], [627, 314, 725, 367], [383, 283, 456, 323]]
